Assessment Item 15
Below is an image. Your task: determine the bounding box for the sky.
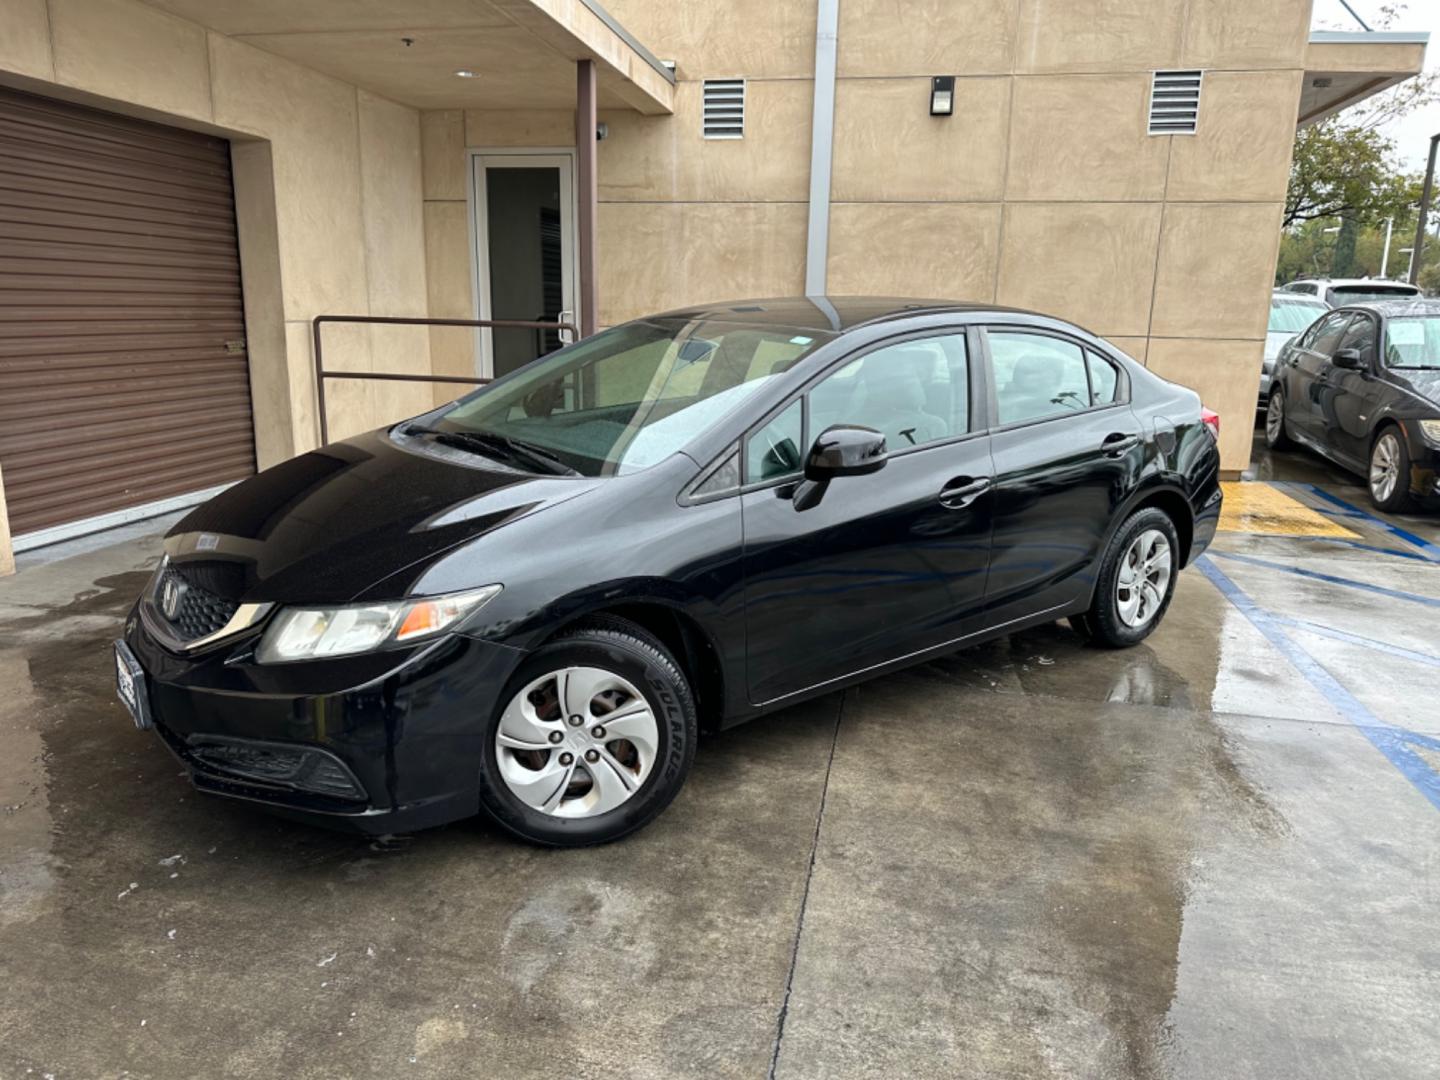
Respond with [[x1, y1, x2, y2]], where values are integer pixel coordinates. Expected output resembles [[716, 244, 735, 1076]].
[[1311, 0, 1440, 172]]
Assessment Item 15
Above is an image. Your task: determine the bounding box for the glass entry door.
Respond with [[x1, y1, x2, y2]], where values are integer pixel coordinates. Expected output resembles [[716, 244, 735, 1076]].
[[472, 153, 578, 379]]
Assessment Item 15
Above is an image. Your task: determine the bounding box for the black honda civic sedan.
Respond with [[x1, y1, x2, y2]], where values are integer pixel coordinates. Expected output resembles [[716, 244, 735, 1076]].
[[1265, 298, 1440, 511], [116, 297, 1222, 845]]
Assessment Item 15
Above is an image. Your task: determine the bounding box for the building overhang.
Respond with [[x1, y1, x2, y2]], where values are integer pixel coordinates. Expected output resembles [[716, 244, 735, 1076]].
[[1298, 30, 1429, 127], [142, 0, 675, 115]]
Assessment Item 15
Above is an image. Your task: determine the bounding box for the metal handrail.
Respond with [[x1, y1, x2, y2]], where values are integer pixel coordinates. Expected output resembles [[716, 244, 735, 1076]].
[[310, 314, 578, 444]]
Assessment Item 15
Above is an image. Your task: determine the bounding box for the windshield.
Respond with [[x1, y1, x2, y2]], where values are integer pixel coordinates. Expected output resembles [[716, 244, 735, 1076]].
[[1268, 299, 1327, 333], [429, 319, 831, 476], [1383, 316, 1440, 370], [1327, 285, 1419, 305]]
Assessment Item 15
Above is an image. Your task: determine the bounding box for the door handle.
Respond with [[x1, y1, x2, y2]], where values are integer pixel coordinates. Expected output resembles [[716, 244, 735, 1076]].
[[938, 476, 992, 510], [556, 309, 575, 344], [1101, 433, 1140, 457]]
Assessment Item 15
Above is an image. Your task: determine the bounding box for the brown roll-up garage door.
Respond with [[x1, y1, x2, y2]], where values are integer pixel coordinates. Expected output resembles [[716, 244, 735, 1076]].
[[0, 86, 255, 543]]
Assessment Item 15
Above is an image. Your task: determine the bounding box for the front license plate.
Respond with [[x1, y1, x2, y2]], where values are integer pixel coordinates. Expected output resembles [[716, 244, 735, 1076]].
[[113, 640, 153, 731]]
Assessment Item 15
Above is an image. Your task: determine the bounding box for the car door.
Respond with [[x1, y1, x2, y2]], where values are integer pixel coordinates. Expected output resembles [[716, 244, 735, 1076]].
[[740, 330, 995, 705], [1324, 311, 1385, 468], [981, 328, 1144, 610], [1287, 310, 1352, 443]]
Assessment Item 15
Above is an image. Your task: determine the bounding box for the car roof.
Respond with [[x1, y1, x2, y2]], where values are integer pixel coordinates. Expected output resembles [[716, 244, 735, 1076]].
[[1336, 297, 1440, 317], [1288, 278, 1420, 289], [1272, 289, 1326, 301], [643, 295, 1059, 334]]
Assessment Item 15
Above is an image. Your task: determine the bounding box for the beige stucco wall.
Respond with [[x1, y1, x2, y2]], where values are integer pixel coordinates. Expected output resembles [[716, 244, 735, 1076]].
[[0, 0, 432, 473], [577, 0, 1313, 471]]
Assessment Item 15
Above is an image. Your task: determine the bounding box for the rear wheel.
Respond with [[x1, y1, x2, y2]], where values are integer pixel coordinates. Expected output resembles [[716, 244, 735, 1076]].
[[477, 617, 697, 846], [1264, 386, 1292, 449], [1368, 428, 1413, 513], [1069, 507, 1179, 648]]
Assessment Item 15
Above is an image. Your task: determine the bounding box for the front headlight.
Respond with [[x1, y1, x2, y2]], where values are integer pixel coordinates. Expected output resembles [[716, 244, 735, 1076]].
[[1419, 419, 1440, 446], [255, 585, 502, 664]]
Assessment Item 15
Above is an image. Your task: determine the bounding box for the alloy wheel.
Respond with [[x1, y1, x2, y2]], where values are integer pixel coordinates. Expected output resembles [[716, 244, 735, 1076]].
[[1116, 529, 1172, 628], [1370, 433, 1400, 504], [1266, 392, 1284, 443], [495, 666, 659, 819]]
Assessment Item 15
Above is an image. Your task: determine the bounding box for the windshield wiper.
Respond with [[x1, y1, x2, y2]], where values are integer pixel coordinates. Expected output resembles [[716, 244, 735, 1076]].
[[406, 423, 578, 476]]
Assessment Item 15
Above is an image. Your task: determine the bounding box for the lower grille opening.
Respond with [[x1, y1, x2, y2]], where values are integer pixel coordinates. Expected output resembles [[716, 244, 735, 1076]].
[[187, 736, 366, 801]]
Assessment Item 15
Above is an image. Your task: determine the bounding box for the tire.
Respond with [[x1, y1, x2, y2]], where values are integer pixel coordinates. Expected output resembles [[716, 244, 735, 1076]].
[[1070, 507, 1180, 649], [477, 616, 697, 847], [1368, 427, 1414, 513], [1264, 386, 1292, 450]]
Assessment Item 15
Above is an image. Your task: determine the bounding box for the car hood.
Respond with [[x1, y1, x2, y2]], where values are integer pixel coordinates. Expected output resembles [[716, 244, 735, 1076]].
[[1264, 331, 1296, 362], [1391, 369, 1440, 407], [163, 428, 600, 604]]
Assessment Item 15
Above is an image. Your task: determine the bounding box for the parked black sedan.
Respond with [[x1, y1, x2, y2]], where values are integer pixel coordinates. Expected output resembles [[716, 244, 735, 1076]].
[[116, 298, 1222, 846], [1265, 298, 1440, 511]]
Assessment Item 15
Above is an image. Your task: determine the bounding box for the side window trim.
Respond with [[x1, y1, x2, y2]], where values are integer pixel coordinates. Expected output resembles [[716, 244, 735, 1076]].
[[979, 325, 1130, 432]]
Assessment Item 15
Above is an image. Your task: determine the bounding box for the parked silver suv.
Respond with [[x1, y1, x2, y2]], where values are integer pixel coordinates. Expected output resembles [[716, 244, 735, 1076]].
[[1281, 277, 1420, 306]]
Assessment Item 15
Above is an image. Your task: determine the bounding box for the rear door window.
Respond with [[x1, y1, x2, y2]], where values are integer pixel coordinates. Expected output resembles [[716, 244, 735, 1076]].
[[987, 331, 1091, 425]]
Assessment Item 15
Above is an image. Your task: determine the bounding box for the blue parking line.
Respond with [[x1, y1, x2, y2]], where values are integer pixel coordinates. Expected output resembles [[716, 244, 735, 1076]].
[[1197, 556, 1440, 813], [1270, 614, 1440, 669], [1292, 483, 1440, 562], [1320, 538, 1431, 562], [1207, 550, 1440, 609]]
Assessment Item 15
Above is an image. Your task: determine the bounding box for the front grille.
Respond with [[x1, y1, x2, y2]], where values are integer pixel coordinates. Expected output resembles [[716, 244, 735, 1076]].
[[157, 567, 237, 641]]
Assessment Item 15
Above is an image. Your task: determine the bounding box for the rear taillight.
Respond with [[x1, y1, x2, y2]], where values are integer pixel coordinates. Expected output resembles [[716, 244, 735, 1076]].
[[1201, 407, 1220, 439]]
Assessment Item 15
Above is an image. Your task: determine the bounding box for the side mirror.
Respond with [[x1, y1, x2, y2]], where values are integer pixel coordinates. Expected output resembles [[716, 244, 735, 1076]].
[[803, 425, 888, 481], [790, 425, 887, 512], [1333, 347, 1365, 370]]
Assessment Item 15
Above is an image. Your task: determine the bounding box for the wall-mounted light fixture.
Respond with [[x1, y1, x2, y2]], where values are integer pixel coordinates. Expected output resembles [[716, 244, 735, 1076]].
[[454, 69, 479, 79], [596, 121, 609, 141], [930, 76, 955, 117]]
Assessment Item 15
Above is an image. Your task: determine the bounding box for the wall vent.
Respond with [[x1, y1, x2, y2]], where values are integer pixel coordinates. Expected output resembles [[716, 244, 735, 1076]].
[[1148, 70, 1202, 135], [702, 79, 745, 139]]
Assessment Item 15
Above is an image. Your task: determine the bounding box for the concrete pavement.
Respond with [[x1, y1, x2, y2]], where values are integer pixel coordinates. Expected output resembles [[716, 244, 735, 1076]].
[[2, 434, 1438, 1079]]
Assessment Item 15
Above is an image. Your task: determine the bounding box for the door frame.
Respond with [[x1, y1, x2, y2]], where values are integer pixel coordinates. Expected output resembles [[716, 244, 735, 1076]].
[[466, 147, 580, 378]]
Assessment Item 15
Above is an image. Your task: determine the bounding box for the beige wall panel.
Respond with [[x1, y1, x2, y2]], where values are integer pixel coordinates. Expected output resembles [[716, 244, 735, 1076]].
[[600, 81, 811, 203], [1166, 71, 1304, 203], [1146, 338, 1261, 469], [838, 0, 1016, 77], [282, 322, 320, 451], [1006, 74, 1169, 202], [0, 0, 54, 80], [996, 202, 1163, 337], [311, 321, 375, 443], [597, 202, 808, 325], [1103, 336, 1149, 365], [48, 0, 211, 121], [359, 91, 432, 424], [230, 139, 296, 467], [424, 200, 476, 406], [827, 203, 1002, 301], [1151, 202, 1283, 340], [421, 110, 466, 200], [596, 107, 677, 201], [832, 78, 1009, 203], [1015, 0, 1185, 73], [1182, 0, 1311, 69], [0, 462, 13, 576], [465, 109, 575, 147], [210, 34, 368, 320], [601, 0, 817, 80]]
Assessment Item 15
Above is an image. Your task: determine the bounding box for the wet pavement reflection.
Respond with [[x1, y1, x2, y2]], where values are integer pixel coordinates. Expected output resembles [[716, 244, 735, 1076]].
[[2, 430, 1439, 1078]]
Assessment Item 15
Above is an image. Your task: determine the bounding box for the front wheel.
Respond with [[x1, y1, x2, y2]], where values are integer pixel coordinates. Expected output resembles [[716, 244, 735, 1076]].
[[1264, 386, 1292, 450], [1368, 428, 1413, 513], [1070, 507, 1180, 648], [477, 617, 697, 846]]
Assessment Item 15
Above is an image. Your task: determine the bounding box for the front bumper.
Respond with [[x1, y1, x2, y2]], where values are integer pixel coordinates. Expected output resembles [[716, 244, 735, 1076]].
[[123, 607, 527, 833]]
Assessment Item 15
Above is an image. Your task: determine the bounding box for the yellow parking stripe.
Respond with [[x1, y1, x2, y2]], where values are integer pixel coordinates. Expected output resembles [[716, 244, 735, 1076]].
[[1218, 481, 1359, 538]]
